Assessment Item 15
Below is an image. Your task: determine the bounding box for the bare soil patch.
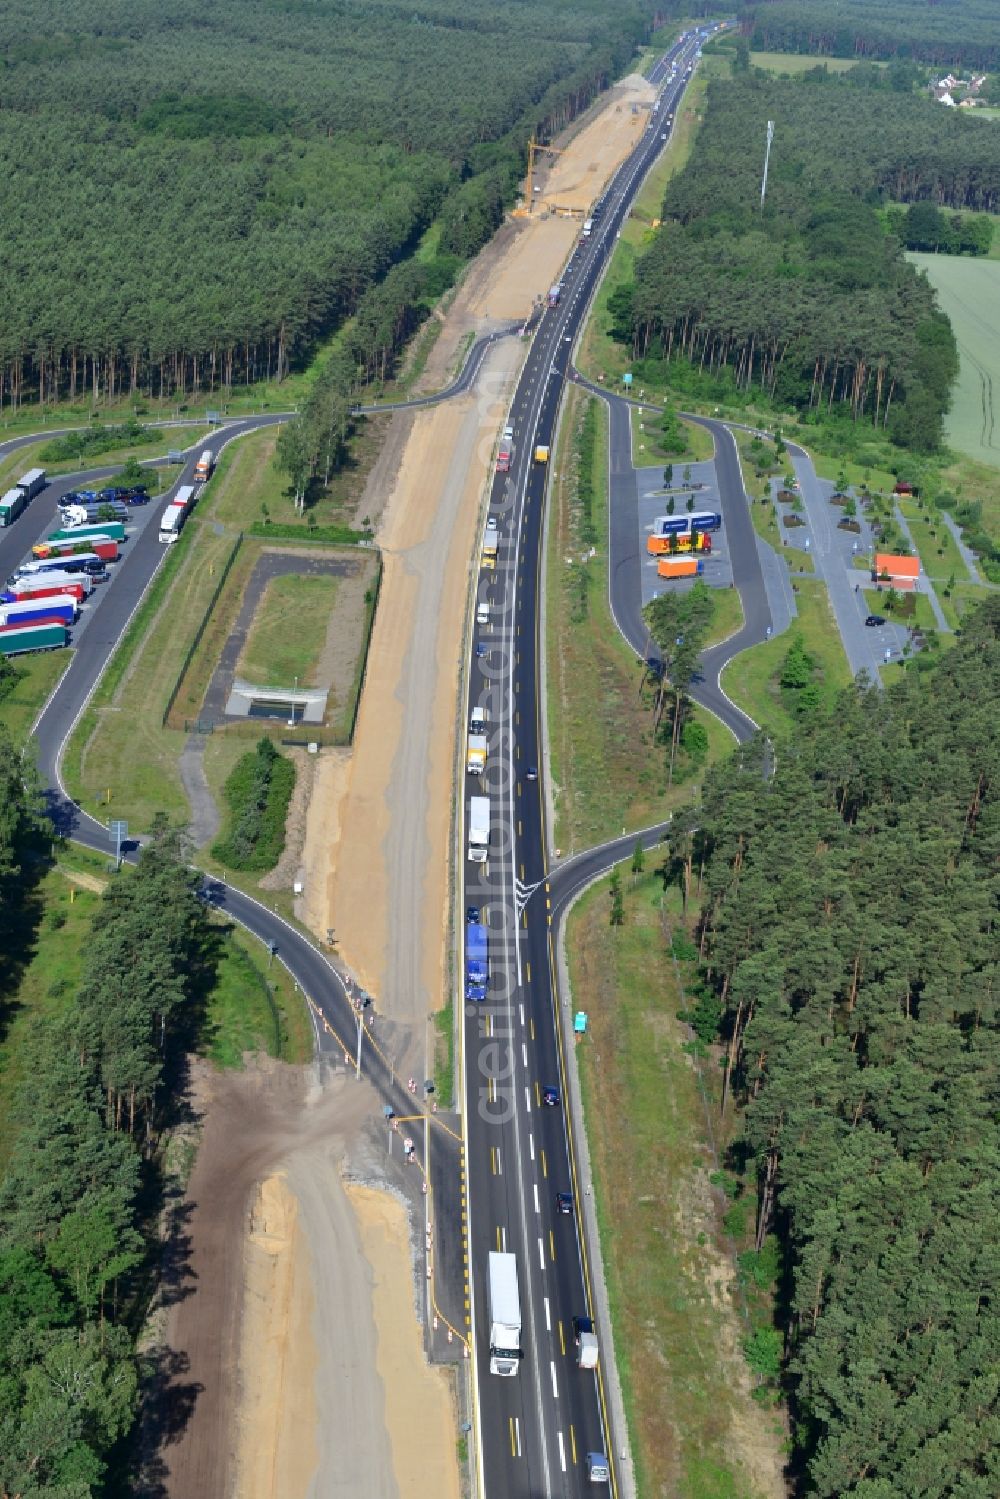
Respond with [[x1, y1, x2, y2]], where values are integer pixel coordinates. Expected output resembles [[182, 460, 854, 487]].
[[149, 1055, 459, 1499]]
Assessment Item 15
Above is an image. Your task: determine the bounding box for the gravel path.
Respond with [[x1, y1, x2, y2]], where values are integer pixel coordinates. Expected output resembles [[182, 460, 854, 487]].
[[178, 734, 221, 850]]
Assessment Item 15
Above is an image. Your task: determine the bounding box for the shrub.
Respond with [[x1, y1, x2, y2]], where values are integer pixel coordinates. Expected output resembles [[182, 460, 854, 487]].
[[212, 737, 296, 872]]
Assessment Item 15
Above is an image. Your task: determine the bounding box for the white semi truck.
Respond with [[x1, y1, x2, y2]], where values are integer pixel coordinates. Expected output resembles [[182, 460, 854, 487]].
[[488, 1252, 522, 1376], [468, 795, 490, 863]]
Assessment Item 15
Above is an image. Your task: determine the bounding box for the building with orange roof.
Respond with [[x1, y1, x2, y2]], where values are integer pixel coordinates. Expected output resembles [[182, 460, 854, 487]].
[[873, 553, 920, 590]]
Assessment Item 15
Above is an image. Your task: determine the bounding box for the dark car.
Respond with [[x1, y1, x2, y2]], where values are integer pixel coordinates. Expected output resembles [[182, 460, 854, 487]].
[[542, 1084, 561, 1107], [124, 488, 150, 505], [525, 765, 538, 781], [556, 1191, 573, 1215], [475, 642, 487, 659], [466, 982, 487, 1003], [865, 614, 886, 627], [466, 905, 480, 924]]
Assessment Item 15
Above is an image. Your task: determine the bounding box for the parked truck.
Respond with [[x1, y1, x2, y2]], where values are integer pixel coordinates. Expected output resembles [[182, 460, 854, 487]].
[[32, 535, 118, 563], [657, 556, 703, 579], [487, 1252, 522, 1376], [3, 573, 91, 603], [646, 530, 711, 556], [60, 499, 130, 526], [482, 519, 499, 563], [468, 795, 490, 864], [496, 441, 512, 474], [194, 449, 214, 482], [548, 283, 563, 307], [0, 487, 29, 528], [17, 553, 106, 580], [0, 596, 76, 628], [16, 468, 46, 500], [467, 732, 487, 776], [47, 522, 126, 546], [582, 218, 594, 238], [0, 621, 68, 657], [654, 509, 721, 535], [466, 921, 488, 1000]]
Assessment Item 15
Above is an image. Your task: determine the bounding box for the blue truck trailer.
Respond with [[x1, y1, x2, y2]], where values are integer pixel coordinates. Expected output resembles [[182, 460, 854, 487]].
[[466, 922, 488, 1001]]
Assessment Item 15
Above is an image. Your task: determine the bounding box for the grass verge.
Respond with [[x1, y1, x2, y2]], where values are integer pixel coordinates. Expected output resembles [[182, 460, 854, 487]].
[[63, 519, 220, 826], [434, 999, 455, 1108], [1, 651, 72, 749], [630, 406, 715, 464], [201, 923, 313, 1068], [65, 425, 379, 831], [569, 871, 784, 1497], [545, 387, 734, 854], [721, 579, 852, 737], [38, 423, 213, 475], [899, 509, 966, 582]]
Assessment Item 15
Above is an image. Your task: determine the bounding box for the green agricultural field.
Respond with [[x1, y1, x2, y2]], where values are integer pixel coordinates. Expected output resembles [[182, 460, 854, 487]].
[[908, 253, 1000, 468], [750, 50, 875, 73]]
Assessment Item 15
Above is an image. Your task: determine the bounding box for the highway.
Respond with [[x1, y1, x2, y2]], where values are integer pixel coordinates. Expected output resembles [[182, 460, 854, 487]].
[[7, 25, 746, 1498], [462, 28, 711, 1498]]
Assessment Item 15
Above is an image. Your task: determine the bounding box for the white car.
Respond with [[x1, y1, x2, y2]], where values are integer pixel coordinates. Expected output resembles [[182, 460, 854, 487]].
[[503, 424, 514, 441]]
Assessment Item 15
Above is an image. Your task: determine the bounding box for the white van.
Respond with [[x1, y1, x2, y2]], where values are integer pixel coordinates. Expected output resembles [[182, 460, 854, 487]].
[[476, 601, 490, 626]]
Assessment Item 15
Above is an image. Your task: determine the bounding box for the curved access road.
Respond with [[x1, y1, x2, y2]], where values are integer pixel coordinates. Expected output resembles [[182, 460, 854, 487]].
[[571, 371, 768, 744], [353, 321, 535, 416]]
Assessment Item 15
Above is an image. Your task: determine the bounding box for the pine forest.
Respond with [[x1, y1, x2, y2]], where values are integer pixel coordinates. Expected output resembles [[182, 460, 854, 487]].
[[0, 0, 657, 409], [691, 598, 1000, 1495]]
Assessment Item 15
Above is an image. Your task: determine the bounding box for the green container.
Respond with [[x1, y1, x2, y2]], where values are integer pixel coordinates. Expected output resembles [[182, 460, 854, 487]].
[[48, 522, 126, 545], [0, 622, 68, 656]]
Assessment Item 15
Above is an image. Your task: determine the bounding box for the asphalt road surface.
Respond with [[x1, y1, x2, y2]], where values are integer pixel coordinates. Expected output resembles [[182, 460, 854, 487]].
[[461, 28, 713, 1499]]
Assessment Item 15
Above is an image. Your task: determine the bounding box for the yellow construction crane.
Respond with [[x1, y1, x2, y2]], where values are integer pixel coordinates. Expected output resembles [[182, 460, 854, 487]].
[[517, 136, 565, 215]]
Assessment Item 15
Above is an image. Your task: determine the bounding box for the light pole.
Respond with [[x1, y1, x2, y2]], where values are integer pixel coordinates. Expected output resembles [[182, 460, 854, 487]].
[[760, 120, 774, 211]]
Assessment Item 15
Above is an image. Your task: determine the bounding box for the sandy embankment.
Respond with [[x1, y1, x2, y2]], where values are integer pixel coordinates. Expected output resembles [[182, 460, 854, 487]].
[[348, 1185, 462, 1499], [236, 1173, 319, 1498]]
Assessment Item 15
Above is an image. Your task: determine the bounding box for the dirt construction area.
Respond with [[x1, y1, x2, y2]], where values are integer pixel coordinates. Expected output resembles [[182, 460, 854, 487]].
[[151, 1058, 459, 1499], [159, 70, 663, 1499]]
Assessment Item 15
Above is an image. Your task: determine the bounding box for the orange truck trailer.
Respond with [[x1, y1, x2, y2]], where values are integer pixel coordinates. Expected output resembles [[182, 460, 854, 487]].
[[657, 556, 703, 579]]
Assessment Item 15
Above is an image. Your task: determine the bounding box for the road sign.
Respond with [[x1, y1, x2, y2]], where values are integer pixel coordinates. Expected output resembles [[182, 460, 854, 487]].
[[622, 372, 633, 388], [109, 819, 128, 866]]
